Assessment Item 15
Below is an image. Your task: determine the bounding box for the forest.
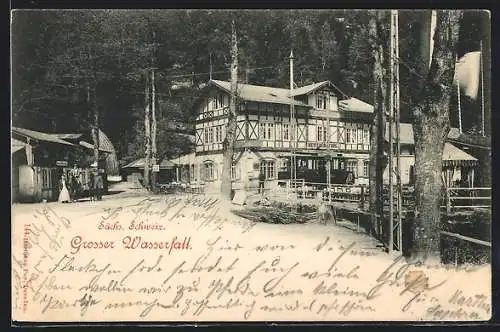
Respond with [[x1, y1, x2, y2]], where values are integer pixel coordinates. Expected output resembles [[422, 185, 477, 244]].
[[11, 9, 488, 165]]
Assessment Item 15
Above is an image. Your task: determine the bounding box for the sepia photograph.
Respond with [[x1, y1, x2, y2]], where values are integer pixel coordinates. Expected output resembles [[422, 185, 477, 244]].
[[11, 9, 491, 322]]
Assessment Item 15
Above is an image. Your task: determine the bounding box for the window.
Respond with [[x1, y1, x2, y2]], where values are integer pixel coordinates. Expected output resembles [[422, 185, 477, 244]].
[[260, 123, 274, 140], [208, 127, 214, 143], [259, 123, 266, 139], [231, 162, 239, 180], [346, 160, 358, 177], [346, 126, 357, 144], [363, 128, 369, 144], [204, 127, 209, 143], [211, 94, 224, 109], [317, 125, 327, 142], [316, 93, 329, 109], [260, 159, 275, 179], [267, 123, 274, 140], [218, 95, 224, 108], [351, 128, 357, 143], [191, 164, 196, 181], [202, 161, 214, 181], [363, 160, 369, 177], [283, 124, 289, 140], [275, 124, 282, 141], [215, 125, 223, 142]]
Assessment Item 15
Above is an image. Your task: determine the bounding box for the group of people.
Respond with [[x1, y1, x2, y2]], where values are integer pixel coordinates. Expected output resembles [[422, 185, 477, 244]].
[[58, 164, 104, 203]]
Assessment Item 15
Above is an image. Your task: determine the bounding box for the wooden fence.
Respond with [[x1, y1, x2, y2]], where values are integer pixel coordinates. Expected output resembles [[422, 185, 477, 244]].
[[284, 180, 491, 212], [443, 187, 491, 213]]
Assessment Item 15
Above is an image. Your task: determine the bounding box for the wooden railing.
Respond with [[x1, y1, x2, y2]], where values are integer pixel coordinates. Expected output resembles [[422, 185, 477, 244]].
[[284, 179, 369, 206], [443, 187, 491, 212], [440, 230, 491, 265]]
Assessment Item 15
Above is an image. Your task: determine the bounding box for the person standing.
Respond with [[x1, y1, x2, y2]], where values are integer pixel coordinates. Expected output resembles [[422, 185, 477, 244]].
[[88, 170, 96, 201], [58, 174, 71, 203], [94, 170, 104, 201], [69, 164, 81, 202], [258, 170, 265, 195]]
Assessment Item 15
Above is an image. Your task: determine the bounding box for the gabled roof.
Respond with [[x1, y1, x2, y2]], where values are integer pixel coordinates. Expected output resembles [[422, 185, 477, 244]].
[[11, 127, 75, 146], [290, 81, 349, 99], [209, 80, 307, 106], [79, 129, 116, 153], [209, 80, 350, 107], [338, 97, 374, 113]]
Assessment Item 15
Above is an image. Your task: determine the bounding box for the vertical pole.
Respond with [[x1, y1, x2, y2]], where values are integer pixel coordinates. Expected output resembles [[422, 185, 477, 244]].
[[388, 10, 395, 253], [289, 50, 296, 191], [209, 52, 213, 81], [394, 10, 402, 252], [151, 68, 157, 191], [457, 78, 462, 133], [480, 41, 485, 136]]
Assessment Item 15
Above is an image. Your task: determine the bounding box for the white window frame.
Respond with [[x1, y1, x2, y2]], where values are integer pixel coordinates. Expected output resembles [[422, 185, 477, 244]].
[[260, 122, 274, 140], [346, 160, 358, 177], [202, 161, 215, 181], [208, 127, 214, 143], [363, 160, 369, 177], [283, 123, 289, 140], [204, 127, 209, 143], [260, 159, 276, 179], [215, 125, 222, 142], [316, 93, 329, 110]]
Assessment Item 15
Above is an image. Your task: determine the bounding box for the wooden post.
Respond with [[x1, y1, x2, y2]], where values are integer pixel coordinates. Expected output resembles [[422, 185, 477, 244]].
[[446, 187, 451, 214]]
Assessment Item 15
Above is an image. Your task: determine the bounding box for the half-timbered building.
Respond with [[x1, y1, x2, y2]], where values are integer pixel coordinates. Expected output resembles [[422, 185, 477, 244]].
[[188, 79, 374, 192]]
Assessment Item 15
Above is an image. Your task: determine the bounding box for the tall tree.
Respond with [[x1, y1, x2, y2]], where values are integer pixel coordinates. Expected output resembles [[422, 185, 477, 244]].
[[368, 11, 388, 237], [143, 72, 151, 189], [411, 10, 462, 262], [221, 20, 238, 199]]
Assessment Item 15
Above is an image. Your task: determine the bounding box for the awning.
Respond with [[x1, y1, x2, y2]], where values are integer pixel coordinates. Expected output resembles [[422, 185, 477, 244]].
[[12, 127, 75, 146], [442, 142, 478, 167]]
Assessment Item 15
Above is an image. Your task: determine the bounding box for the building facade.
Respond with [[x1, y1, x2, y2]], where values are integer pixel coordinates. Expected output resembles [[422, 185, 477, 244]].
[[184, 79, 374, 192]]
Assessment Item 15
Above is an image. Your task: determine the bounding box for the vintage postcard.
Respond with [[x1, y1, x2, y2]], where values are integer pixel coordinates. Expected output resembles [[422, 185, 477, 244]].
[[11, 9, 491, 322]]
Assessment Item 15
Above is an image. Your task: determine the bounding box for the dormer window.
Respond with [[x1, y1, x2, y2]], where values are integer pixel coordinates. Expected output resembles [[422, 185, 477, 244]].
[[316, 93, 330, 110], [211, 94, 225, 110]]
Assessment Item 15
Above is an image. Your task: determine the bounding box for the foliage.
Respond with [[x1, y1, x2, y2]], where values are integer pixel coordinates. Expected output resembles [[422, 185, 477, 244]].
[[12, 10, 486, 163]]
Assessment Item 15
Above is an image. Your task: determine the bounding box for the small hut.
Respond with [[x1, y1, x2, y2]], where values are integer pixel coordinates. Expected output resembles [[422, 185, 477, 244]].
[[122, 157, 176, 185]]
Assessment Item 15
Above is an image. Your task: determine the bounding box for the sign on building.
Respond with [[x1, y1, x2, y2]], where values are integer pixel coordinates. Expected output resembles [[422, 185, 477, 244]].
[[56, 160, 68, 167], [307, 142, 340, 149], [152, 164, 160, 172]]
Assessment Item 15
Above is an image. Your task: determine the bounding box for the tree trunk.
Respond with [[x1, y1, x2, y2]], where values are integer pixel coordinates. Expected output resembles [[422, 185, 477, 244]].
[[411, 10, 461, 262], [151, 69, 157, 190], [221, 20, 238, 199], [368, 11, 387, 237], [89, 82, 99, 166], [144, 72, 151, 190]]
